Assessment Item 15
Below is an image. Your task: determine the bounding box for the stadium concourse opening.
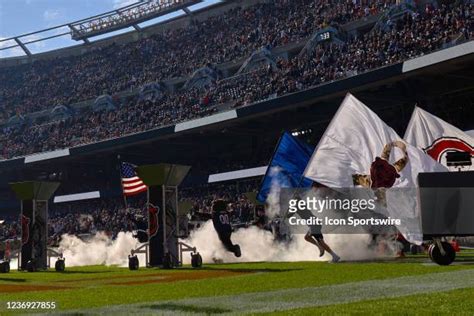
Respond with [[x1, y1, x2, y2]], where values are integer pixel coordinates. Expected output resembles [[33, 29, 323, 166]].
[[0, 0, 474, 313]]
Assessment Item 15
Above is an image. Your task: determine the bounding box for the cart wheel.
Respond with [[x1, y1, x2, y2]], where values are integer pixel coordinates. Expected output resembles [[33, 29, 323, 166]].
[[429, 241, 455, 266], [0, 261, 10, 273], [162, 253, 173, 269], [26, 260, 36, 272], [410, 244, 419, 255], [128, 255, 139, 270], [55, 258, 65, 272], [191, 253, 202, 268]]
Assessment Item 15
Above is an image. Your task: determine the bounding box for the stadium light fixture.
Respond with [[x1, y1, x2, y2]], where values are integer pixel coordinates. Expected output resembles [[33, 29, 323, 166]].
[[70, 0, 203, 41], [291, 128, 313, 137]]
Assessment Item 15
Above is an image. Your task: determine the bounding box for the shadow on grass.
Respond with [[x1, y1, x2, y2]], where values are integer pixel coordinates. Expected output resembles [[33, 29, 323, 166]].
[[55, 270, 116, 274], [145, 303, 231, 314], [16, 269, 116, 275], [0, 277, 26, 282], [178, 267, 302, 274]]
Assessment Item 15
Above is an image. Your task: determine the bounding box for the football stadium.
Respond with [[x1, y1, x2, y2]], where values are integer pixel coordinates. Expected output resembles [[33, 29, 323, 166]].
[[0, 0, 474, 314]]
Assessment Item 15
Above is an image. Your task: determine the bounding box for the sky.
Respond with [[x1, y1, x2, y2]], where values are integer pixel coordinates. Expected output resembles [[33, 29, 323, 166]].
[[0, 0, 220, 57]]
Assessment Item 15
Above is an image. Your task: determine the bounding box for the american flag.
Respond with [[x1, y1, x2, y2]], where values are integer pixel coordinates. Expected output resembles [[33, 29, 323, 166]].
[[121, 162, 147, 197]]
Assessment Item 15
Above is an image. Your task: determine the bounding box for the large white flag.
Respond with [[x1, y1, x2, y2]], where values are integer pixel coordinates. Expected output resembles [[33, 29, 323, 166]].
[[304, 93, 447, 244], [404, 107, 474, 171]]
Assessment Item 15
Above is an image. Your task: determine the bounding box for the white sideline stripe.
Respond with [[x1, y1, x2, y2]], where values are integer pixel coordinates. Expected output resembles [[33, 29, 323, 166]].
[[174, 110, 237, 132], [61, 269, 474, 315], [208, 166, 267, 183], [402, 41, 474, 73], [53, 191, 100, 203], [24, 148, 70, 163]]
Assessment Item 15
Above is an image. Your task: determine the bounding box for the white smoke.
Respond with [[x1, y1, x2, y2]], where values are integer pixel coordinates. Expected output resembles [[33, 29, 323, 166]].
[[55, 232, 145, 267], [48, 226, 325, 267], [43, 189, 398, 268], [9, 258, 18, 270], [324, 233, 398, 261], [264, 167, 284, 220], [181, 221, 397, 264], [179, 175, 400, 264], [182, 221, 322, 264], [8, 228, 397, 269]]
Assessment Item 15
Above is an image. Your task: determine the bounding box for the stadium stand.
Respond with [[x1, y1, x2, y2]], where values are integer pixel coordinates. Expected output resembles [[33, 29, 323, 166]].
[[6, 0, 468, 159], [0, 0, 393, 116]]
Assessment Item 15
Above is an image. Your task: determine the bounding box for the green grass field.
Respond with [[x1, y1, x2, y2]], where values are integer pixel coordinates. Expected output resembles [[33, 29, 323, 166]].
[[1, 252, 474, 315]]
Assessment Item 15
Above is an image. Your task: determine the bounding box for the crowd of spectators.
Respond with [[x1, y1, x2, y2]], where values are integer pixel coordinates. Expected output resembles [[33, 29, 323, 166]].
[[0, 215, 18, 242], [47, 199, 146, 242], [0, 0, 393, 119], [181, 180, 259, 222], [1, 88, 217, 157], [209, 3, 473, 106], [0, 1, 471, 161]]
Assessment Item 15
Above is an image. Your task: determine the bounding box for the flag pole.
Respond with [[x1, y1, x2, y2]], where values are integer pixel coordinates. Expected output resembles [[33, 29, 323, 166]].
[[117, 155, 129, 210]]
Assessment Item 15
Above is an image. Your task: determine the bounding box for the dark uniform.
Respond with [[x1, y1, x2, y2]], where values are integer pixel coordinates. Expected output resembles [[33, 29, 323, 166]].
[[212, 200, 241, 257]]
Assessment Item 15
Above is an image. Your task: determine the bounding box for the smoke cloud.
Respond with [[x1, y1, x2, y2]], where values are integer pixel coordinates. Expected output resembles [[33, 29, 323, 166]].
[[41, 209, 398, 267], [55, 232, 143, 267], [10, 258, 18, 270], [7, 228, 397, 269], [181, 221, 397, 264]]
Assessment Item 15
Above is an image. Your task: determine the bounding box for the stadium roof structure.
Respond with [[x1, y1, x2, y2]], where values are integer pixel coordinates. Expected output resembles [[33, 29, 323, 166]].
[[0, 0, 213, 57]]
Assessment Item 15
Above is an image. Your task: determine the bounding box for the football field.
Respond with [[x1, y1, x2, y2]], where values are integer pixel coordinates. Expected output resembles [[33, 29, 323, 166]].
[[1, 253, 474, 315]]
